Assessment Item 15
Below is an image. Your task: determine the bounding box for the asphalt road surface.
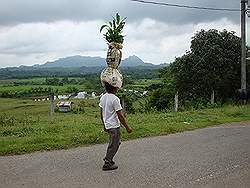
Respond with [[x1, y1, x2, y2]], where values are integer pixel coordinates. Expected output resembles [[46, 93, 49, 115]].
[[1, 121, 250, 188]]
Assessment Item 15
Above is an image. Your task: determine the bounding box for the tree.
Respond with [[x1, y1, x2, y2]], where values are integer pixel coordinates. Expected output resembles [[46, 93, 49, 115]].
[[62, 77, 69, 84], [162, 29, 241, 104], [45, 77, 61, 86]]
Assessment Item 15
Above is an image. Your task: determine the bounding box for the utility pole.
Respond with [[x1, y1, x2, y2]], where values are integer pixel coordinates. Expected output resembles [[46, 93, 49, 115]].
[[241, 0, 247, 90]]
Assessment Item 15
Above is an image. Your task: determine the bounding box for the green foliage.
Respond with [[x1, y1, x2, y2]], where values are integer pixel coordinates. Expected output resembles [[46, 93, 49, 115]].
[[147, 85, 175, 111], [65, 86, 79, 94], [61, 77, 69, 84], [100, 13, 126, 44], [0, 86, 57, 98], [0, 66, 159, 80], [0, 68, 160, 98], [71, 101, 85, 114], [161, 29, 242, 105], [45, 77, 63, 86], [116, 90, 137, 114], [0, 66, 104, 79]]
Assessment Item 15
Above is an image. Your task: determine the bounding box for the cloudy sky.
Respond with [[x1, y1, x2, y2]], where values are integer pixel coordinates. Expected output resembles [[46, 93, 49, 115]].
[[0, 0, 248, 68]]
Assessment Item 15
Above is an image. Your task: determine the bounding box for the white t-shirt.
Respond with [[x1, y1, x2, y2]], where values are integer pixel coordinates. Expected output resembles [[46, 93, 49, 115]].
[[99, 93, 122, 129]]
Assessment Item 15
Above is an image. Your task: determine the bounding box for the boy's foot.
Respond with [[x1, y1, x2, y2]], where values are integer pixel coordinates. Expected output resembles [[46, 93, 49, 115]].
[[103, 158, 115, 165], [102, 163, 118, 171], [103, 159, 115, 166]]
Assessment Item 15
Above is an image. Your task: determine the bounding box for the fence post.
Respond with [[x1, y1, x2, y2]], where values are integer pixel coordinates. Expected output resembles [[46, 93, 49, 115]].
[[121, 97, 126, 115], [211, 90, 215, 104], [174, 92, 178, 112], [50, 94, 54, 120]]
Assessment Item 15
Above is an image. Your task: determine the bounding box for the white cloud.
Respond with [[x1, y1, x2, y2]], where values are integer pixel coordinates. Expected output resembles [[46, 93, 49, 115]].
[[0, 18, 240, 67], [0, 0, 239, 25], [0, 20, 107, 67], [0, 21, 106, 54], [123, 18, 240, 64]]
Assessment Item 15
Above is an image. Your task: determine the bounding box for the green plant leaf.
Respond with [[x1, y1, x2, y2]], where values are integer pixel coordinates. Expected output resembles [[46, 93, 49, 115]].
[[116, 13, 120, 25], [121, 17, 127, 23], [113, 20, 116, 30], [100, 25, 108, 33], [109, 22, 113, 28]]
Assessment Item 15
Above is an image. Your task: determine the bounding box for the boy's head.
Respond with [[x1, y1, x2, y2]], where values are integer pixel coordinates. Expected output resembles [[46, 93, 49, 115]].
[[104, 82, 119, 94]]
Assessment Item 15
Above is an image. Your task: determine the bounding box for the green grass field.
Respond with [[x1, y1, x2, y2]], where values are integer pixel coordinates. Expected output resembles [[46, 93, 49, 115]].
[[0, 78, 159, 98], [0, 77, 84, 86], [125, 78, 163, 89], [0, 85, 87, 93], [0, 77, 46, 86], [1, 97, 250, 156]]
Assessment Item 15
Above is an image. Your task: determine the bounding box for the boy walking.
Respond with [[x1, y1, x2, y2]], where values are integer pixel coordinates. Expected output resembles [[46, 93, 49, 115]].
[[99, 82, 133, 171]]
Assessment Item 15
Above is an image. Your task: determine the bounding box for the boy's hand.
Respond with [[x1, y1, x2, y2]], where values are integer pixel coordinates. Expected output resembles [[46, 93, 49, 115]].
[[126, 127, 133, 134]]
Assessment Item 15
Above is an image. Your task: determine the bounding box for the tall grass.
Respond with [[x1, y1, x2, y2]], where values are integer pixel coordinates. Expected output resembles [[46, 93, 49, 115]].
[[0, 98, 250, 155]]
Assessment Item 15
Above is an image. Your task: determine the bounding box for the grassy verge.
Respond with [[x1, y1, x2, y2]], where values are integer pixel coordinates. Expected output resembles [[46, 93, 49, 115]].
[[1, 98, 250, 156]]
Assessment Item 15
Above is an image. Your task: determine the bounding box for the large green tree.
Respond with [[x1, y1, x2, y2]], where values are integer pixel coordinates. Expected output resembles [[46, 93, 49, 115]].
[[162, 29, 242, 104]]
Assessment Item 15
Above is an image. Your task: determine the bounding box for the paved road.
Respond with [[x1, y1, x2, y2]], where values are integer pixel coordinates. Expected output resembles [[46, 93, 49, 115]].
[[1, 121, 250, 188]]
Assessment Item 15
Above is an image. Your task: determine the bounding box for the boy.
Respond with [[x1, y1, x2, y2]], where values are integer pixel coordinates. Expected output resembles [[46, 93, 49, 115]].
[[99, 82, 133, 171]]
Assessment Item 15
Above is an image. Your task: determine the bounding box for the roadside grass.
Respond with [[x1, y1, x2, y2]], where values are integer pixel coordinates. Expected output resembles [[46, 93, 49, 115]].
[[0, 97, 250, 156]]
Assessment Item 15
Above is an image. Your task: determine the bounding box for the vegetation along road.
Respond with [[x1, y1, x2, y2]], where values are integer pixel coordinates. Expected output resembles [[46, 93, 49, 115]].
[[1, 98, 250, 155]]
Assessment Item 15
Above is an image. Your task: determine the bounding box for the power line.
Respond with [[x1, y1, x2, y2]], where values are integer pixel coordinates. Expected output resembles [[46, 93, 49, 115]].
[[130, 0, 241, 12]]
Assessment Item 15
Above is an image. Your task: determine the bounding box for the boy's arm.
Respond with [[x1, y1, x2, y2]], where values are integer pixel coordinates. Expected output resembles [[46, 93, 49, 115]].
[[100, 108, 107, 132], [116, 110, 132, 133]]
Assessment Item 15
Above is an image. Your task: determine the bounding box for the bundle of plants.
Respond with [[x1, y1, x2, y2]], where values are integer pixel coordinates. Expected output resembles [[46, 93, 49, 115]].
[[100, 13, 127, 89]]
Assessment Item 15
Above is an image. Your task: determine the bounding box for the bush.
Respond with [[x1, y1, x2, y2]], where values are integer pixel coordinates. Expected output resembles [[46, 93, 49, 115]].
[[116, 90, 137, 114], [72, 101, 85, 114], [147, 87, 175, 111]]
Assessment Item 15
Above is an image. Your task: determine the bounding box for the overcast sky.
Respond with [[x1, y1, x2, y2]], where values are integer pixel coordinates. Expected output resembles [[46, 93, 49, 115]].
[[0, 0, 248, 68]]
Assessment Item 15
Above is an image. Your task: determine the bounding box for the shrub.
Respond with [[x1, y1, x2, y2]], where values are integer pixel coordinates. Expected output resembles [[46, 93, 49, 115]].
[[147, 87, 175, 111]]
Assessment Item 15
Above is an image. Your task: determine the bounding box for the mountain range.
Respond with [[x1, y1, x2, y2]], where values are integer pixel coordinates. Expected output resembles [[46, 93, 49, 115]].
[[35, 55, 160, 68], [0, 55, 167, 79]]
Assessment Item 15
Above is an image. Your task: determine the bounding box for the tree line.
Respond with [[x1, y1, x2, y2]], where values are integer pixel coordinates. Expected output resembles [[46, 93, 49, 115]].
[[147, 29, 250, 111]]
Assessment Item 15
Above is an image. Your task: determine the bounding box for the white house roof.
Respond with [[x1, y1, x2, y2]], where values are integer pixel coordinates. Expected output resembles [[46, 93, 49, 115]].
[[57, 101, 73, 107]]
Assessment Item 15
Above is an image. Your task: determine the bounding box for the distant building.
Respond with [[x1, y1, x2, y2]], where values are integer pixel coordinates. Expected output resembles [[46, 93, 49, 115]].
[[91, 92, 96, 98], [57, 101, 74, 112], [74, 92, 87, 99], [58, 95, 69, 100]]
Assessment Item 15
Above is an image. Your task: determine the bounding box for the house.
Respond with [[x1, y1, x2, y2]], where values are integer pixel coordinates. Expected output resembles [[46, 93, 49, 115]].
[[58, 95, 70, 100], [142, 91, 148, 96], [91, 92, 96, 98], [74, 92, 87, 99], [57, 101, 74, 112]]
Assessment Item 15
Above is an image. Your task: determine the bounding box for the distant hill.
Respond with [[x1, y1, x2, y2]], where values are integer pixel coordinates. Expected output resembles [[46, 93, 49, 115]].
[[121, 55, 154, 67], [0, 55, 168, 79], [39, 55, 157, 68], [40, 56, 105, 68]]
